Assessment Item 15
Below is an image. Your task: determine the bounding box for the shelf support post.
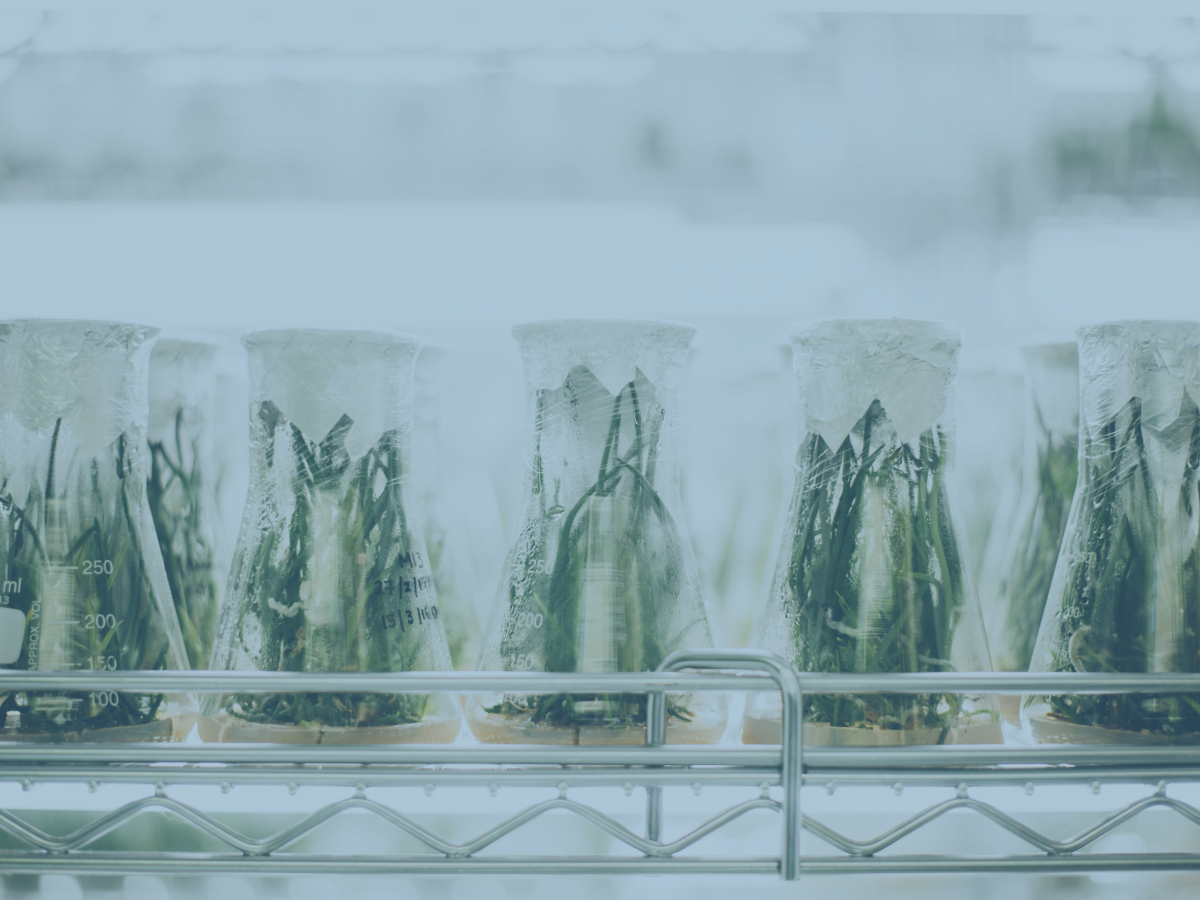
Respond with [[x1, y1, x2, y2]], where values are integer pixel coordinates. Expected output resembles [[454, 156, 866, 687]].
[[646, 688, 666, 843], [658, 649, 802, 881]]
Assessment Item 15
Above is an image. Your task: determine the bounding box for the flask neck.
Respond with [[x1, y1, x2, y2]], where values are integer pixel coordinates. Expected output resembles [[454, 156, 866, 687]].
[[793, 319, 959, 452], [530, 365, 680, 511], [1078, 321, 1200, 445], [1021, 359, 1079, 486], [0, 320, 158, 457], [244, 330, 418, 463], [514, 320, 694, 400], [803, 400, 957, 471], [149, 343, 217, 469]]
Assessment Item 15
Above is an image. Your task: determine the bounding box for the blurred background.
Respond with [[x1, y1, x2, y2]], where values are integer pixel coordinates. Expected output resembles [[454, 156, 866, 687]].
[[2, 4, 1200, 898]]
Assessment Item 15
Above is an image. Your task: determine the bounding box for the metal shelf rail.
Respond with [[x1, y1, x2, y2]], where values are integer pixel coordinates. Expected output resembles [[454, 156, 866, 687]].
[[0, 649, 1198, 880]]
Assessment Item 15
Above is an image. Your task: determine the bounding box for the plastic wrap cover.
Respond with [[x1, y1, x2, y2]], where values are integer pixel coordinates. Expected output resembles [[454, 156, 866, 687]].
[[242, 329, 420, 462], [149, 340, 217, 444], [793, 318, 960, 452], [514, 318, 693, 404], [511, 319, 694, 505], [1022, 341, 1079, 440], [0, 319, 159, 458], [1078, 320, 1200, 470]]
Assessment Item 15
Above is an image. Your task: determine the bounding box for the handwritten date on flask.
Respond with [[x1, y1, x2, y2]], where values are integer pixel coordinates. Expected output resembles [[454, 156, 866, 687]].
[[380, 604, 440, 634], [374, 574, 434, 597], [374, 555, 438, 634]]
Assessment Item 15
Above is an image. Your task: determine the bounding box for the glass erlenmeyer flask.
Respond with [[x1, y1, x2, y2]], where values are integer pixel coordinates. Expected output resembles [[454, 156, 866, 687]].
[[147, 340, 222, 671], [413, 345, 482, 669], [200, 329, 460, 744], [0, 320, 193, 743], [212, 365, 250, 624], [984, 343, 1078, 722], [745, 319, 1001, 746], [962, 368, 1024, 593], [468, 320, 726, 745], [1027, 321, 1200, 744]]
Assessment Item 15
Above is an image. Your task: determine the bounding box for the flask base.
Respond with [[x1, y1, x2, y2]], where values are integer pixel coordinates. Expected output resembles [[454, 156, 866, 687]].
[[1027, 712, 1200, 746], [466, 702, 726, 745], [998, 694, 1023, 727], [0, 714, 191, 744], [197, 713, 462, 744], [741, 712, 1002, 746]]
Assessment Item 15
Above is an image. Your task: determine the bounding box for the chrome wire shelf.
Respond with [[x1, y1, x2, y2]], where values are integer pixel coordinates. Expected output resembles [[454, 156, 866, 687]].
[[1, 650, 1199, 880]]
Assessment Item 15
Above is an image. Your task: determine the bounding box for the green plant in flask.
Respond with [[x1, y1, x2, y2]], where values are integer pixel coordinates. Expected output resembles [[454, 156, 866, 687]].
[[983, 342, 1078, 724], [1027, 321, 1200, 744], [0, 320, 193, 743], [468, 320, 725, 745], [147, 340, 222, 671], [200, 330, 460, 744], [745, 319, 1000, 746]]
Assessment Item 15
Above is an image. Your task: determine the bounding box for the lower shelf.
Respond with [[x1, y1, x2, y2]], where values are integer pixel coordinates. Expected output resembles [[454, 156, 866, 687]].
[[1, 651, 1199, 879]]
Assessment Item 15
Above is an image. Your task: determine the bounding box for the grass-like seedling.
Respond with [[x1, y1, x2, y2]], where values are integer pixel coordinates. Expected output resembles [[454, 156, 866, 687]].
[[0, 419, 175, 739], [486, 371, 699, 731], [147, 407, 220, 671], [1031, 395, 1200, 738], [212, 404, 442, 730], [992, 409, 1078, 673], [779, 400, 995, 742]]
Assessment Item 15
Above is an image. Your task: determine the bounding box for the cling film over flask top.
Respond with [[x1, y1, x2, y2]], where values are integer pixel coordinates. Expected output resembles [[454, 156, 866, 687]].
[[468, 320, 726, 745], [1027, 321, 1200, 745], [201, 329, 459, 745], [745, 319, 1000, 747], [0, 320, 193, 743]]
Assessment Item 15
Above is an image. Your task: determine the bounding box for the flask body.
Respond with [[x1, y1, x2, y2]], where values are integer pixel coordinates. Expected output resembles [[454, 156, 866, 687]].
[[745, 319, 1001, 746], [201, 330, 459, 744], [147, 340, 222, 671], [983, 343, 1079, 723], [961, 369, 1024, 595], [0, 320, 193, 743], [1027, 322, 1200, 744], [468, 320, 725, 745], [413, 346, 484, 670]]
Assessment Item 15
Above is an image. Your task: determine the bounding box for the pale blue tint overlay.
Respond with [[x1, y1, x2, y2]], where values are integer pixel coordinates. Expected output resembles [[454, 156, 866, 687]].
[[1, 6, 1200, 899]]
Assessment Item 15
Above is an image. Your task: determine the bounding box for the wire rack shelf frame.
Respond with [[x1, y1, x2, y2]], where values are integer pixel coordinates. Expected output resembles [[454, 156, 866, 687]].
[[1, 650, 1200, 880]]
